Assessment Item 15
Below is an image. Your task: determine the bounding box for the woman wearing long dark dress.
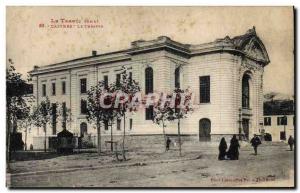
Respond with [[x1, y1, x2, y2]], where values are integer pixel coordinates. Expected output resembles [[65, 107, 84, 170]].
[[218, 137, 227, 160], [227, 134, 240, 160]]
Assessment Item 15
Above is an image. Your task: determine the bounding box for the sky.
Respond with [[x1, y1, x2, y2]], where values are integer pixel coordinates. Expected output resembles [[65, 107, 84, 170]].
[[6, 6, 294, 96]]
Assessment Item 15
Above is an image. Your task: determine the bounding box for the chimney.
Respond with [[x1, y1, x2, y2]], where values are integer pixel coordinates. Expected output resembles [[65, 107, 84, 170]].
[[92, 50, 97, 56]]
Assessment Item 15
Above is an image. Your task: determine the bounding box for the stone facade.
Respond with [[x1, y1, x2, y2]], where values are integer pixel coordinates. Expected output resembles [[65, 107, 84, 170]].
[[28, 27, 270, 148]]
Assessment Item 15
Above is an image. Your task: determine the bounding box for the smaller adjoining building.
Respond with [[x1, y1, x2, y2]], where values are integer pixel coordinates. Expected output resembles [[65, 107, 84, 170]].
[[263, 99, 295, 141]]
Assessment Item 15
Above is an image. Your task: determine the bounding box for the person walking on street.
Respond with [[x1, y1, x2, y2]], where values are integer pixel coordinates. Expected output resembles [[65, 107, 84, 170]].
[[218, 137, 227, 160], [166, 137, 171, 151], [250, 134, 262, 155], [288, 135, 295, 151]]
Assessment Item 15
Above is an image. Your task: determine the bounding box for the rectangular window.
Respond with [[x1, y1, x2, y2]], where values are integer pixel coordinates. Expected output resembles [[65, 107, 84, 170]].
[[104, 120, 109, 131], [264, 117, 271, 126], [200, 76, 210, 103], [62, 81, 66, 95], [146, 106, 154, 120], [117, 119, 121, 130], [116, 74, 121, 86], [42, 84, 46, 97], [129, 72, 133, 84], [175, 68, 180, 88], [104, 75, 108, 89], [52, 103, 57, 135], [277, 116, 287, 125], [80, 99, 87, 114], [129, 118, 133, 130], [80, 78, 87, 94], [62, 102, 66, 130], [52, 83, 56, 96]]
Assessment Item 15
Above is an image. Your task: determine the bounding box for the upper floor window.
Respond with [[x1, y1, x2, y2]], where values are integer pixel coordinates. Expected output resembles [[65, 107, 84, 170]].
[[80, 78, 87, 94], [62, 81, 66, 95], [199, 76, 210, 103], [264, 117, 271, 126], [242, 74, 250, 108], [52, 82, 56, 96], [104, 75, 108, 89], [277, 116, 287, 126], [175, 67, 180, 88], [80, 99, 87, 114], [42, 84, 46, 97], [116, 74, 121, 86], [145, 67, 153, 94], [129, 72, 133, 84]]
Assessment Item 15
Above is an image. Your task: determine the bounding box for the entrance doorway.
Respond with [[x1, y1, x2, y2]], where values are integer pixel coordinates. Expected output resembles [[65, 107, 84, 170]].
[[242, 119, 249, 140], [199, 118, 211, 141]]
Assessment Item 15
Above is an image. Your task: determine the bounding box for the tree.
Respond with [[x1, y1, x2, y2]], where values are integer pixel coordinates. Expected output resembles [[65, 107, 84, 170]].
[[86, 81, 107, 155], [160, 88, 193, 156], [32, 97, 58, 152], [111, 67, 140, 160], [18, 99, 35, 151], [153, 93, 173, 152], [6, 59, 31, 160]]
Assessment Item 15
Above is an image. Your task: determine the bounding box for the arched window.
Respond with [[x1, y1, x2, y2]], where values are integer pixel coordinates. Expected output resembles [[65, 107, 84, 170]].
[[199, 118, 211, 141], [80, 122, 87, 137], [242, 74, 251, 108], [145, 67, 153, 120], [175, 67, 180, 88]]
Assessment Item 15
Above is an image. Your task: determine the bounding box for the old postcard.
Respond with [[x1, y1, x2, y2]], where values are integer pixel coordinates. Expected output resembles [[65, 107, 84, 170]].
[[6, 6, 295, 188]]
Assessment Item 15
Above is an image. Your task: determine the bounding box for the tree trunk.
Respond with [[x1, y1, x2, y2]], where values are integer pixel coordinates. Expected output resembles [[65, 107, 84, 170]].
[[122, 114, 126, 160], [110, 120, 113, 151], [162, 119, 167, 152], [6, 111, 11, 161], [44, 123, 47, 152], [177, 118, 182, 156], [97, 119, 101, 155], [25, 124, 28, 151]]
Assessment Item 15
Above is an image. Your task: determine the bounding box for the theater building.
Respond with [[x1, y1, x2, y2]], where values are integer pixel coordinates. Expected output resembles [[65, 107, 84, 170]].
[[28, 27, 270, 149]]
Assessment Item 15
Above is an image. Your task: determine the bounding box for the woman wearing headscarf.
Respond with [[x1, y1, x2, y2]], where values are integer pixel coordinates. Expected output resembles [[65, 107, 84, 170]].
[[227, 134, 240, 160], [218, 137, 227, 160]]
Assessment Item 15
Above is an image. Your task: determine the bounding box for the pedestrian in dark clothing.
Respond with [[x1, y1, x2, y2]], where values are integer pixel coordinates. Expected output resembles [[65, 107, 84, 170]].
[[218, 137, 227, 160], [227, 134, 240, 160], [166, 137, 171, 151], [250, 134, 261, 155], [288, 136, 295, 151]]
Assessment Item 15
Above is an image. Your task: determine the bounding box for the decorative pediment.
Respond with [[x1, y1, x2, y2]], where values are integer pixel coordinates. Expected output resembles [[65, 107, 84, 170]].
[[240, 36, 270, 65]]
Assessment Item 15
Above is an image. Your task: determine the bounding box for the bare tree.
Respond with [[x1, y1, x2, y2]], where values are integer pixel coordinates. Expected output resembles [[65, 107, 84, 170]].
[[32, 97, 58, 152], [111, 67, 140, 160], [6, 60, 31, 160], [163, 88, 193, 156]]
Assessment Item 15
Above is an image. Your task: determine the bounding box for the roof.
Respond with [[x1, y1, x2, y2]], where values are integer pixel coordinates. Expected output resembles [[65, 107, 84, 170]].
[[264, 100, 295, 116], [29, 26, 270, 76]]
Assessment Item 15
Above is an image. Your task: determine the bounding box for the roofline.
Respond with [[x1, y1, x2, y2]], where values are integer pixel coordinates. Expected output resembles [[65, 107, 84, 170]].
[[29, 29, 270, 76]]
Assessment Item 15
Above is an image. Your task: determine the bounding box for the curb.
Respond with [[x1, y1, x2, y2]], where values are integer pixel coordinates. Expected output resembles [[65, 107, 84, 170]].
[[8, 156, 199, 178]]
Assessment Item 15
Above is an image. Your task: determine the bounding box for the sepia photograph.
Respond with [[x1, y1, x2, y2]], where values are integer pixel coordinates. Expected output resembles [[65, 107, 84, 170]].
[[5, 6, 295, 188]]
